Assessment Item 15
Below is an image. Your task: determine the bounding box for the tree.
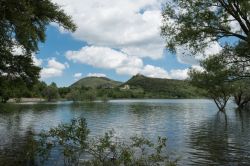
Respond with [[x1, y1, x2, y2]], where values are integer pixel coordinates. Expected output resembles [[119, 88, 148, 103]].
[[42, 82, 59, 102], [0, 0, 76, 100], [232, 80, 250, 109], [189, 54, 234, 111], [161, 0, 250, 54]]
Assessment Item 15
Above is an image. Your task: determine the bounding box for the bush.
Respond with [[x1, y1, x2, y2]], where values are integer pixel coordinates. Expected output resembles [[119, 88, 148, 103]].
[[36, 118, 177, 166]]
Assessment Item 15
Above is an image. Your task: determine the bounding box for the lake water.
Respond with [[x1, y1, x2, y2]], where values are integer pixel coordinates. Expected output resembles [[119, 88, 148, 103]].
[[0, 99, 250, 165]]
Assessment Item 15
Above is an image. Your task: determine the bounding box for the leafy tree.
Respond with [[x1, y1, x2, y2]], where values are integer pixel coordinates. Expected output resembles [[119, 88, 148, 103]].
[[0, 0, 76, 100], [161, 0, 250, 54], [0, 76, 34, 102], [58, 87, 71, 99], [189, 54, 234, 111], [66, 88, 81, 101], [82, 89, 96, 102], [31, 81, 47, 98], [42, 82, 59, 102], [232, 80, 250, 109]]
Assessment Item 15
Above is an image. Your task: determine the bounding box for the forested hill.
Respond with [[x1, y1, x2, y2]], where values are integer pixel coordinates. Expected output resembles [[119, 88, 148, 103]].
[[70, 77, 122, 89], [122, 74, 206, 98]]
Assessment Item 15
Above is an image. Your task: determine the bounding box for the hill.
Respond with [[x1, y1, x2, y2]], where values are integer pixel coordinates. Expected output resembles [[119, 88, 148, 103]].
[[70, 77, 122, 89], [122, 74, 206, 98]]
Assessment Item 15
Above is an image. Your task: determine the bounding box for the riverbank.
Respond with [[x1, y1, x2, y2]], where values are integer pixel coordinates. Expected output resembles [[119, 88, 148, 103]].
[[7, 98, 45, 103]]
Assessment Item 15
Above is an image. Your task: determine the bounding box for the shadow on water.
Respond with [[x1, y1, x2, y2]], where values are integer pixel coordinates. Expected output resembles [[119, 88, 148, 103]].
[[188, 109, 250, 165], [0, 129, 37, 166], [0, 103, 61, 166]]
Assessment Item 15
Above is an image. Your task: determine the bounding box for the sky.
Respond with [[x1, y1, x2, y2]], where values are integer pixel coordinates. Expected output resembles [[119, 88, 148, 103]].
[[35, 0, 222, 87]]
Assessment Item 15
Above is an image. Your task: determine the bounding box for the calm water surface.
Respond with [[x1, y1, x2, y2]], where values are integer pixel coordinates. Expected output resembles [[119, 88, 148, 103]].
[[0, 99, 250, 165]]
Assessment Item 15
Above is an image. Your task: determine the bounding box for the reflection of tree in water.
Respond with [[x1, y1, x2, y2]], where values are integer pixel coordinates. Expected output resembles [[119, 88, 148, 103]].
[[188, 111, 250, 165], [69, 102, 112, 113], [128, 103, 165, 115], [0, 104, 59, 165], [235, 109, 250, 132], [0, 130, 37, 166]]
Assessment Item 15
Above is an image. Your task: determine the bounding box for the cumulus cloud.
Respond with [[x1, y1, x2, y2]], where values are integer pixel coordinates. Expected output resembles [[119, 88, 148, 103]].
[[32, 54, 43, 66], [66, 46, 143, 74], [74, 73, 82, 80], [169, 68, 189, 80], [87, 73, 107, 77], [53, 0, 211, 80], [140, 65, 169, 78], [66, 46, 171, 78], [40, 58, 68, 79], [52, 0, 165, 60], [168, 65, 205, 80], [176, 41, 222, 65]]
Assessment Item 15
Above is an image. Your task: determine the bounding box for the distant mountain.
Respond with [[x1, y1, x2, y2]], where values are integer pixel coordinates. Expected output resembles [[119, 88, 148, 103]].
[[122, 74, 206, 98], [70, 77, 122, 89]]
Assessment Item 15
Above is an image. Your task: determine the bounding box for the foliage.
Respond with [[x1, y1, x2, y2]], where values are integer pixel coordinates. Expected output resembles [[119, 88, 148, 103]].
[[64, 75, 207, 101], [124, 74, 206, 98], [2, 75, 208, 102], [161, 0, 250, 54], [220, 43, 250, 79], [38, 118, 89, 165], [161, 0, 250, 110], [42, 82, 60, 102], [0, 77, 34, 102], [0, 0, 76, 101], [36, 118, 177, 166], [85, 132, 176, 166], [189, 54, 234, 111], [232, 80, 250, 108], [31, 81, 48, 98], [59, 87, 71, 99]]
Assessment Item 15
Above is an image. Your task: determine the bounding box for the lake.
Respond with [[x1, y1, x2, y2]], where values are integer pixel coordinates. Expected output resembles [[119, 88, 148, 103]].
[[0, 99, 250, 165]]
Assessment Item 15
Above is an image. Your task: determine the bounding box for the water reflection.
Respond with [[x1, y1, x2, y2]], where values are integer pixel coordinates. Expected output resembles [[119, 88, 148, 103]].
[[188, 110, 250, 165], [0, 100, 250, 165]]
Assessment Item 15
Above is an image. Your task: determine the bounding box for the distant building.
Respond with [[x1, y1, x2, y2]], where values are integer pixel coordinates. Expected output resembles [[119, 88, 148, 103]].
[[120, 84, 130, 90]]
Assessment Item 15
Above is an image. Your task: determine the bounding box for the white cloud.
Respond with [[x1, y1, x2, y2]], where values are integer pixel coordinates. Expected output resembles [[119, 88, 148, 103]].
[[52, 0, 165, 60], [66, 46, 171, 78], [87, 73, 107, 77], [32, 55, 43, 66], [66, 46, 143, 72], [140, 65, 169, 78], [176, 41, 222, 65], [74, 73, 82, 78], [168, 65, 205, 80], [12, 45, 25, 55], [53, 0, 211, 80], [40, 58, 67, 79], [169, 68, 189, 80]]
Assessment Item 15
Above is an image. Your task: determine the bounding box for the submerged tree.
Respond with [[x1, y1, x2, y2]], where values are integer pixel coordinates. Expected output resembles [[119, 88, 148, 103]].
[[189, 54, 234, 111], [232, 80, 250, 109], [0, 0, 76, 101]]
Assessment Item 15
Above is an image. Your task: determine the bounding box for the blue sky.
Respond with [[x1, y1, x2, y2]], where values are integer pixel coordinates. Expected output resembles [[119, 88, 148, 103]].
[[36, 0, 222, 87]]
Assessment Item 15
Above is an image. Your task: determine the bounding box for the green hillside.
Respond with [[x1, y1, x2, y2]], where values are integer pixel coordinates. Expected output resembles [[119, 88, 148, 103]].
[[122, 74, 206, 98], [70, 77, 122, 89]]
